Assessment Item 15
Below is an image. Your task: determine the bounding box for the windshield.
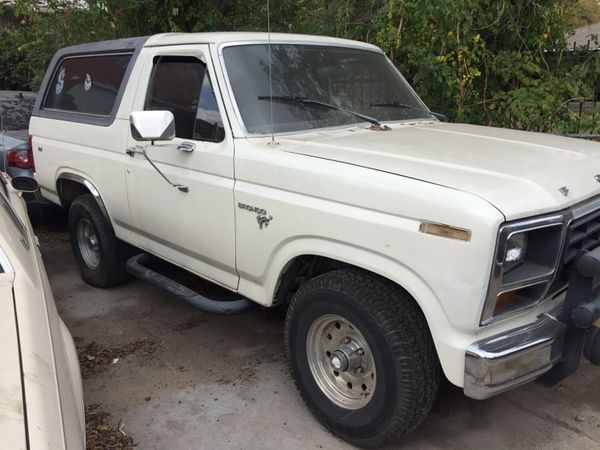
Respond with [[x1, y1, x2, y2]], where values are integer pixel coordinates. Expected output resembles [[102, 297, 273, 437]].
[[222, 44, 432, 134]]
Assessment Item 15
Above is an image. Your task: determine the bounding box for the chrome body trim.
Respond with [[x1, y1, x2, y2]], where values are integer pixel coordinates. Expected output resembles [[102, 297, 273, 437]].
[[483, 195, 600, 325], [482, 212, 570, 325], [464, 313, 566, 400], [57, 172, 110, 221]]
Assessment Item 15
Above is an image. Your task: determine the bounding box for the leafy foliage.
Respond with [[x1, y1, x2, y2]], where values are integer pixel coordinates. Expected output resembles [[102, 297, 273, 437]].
[[1, 0, 599, 133], [295, 1, 600, 133], [574, 0, 600, 26]]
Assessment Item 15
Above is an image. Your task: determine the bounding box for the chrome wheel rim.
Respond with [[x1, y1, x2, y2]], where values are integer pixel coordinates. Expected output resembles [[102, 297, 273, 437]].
[[76, 218, 100, 269], [306, 314, 376, 410]]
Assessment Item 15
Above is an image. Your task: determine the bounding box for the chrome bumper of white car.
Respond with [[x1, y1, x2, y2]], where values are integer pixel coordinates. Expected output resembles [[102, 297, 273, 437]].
[[465, 243, 600, 399], [464, 313, 566, 400]]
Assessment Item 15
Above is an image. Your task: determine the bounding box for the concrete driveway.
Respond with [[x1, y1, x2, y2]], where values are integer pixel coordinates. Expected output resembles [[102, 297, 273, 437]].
[[35, 211, 600, 450]]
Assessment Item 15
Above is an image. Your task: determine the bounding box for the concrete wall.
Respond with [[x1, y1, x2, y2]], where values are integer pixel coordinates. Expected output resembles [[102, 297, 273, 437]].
[[0, 90, 36, 131]]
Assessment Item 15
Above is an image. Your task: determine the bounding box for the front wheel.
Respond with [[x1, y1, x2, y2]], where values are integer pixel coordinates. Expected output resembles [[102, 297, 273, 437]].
[[68, 194, 130, 287], [284, 269, 439, 448]]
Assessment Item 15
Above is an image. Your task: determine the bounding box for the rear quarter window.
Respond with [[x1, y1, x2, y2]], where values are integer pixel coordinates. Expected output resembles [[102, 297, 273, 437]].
[[43, 53, 132, 116]]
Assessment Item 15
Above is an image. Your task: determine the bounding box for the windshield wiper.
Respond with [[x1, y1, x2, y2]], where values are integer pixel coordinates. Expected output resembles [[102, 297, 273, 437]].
[[370, 101, 447, 122], [258, 95, 390, 130]]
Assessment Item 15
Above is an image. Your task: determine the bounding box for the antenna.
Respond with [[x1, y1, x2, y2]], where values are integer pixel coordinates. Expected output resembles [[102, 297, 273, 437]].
[[0, 106, 4, 150], [267, 0, 277, 145]]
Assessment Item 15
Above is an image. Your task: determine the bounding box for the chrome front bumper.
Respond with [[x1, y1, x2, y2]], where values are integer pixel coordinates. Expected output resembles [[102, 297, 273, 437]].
[[465, 243, 600, 399], [464, 313, 566, 400]]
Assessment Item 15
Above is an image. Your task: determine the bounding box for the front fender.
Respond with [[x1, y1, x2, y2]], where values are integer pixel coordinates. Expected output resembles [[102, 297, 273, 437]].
[[237, 236, 475, 386]]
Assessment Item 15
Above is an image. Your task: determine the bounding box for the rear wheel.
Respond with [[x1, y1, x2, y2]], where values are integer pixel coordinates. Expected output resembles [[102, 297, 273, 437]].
[[68, 194, 130, 287], [285, 269, 439, 448]]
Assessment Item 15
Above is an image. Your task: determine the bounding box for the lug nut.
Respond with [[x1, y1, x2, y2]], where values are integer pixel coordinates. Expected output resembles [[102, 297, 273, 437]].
[[357, 348, 364, 356], [344, 337, 351, 344], [356, 367, 364, 374]]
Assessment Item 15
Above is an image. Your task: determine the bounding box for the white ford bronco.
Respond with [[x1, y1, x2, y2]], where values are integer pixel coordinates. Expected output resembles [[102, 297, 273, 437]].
[[30, 33, 600, 447]]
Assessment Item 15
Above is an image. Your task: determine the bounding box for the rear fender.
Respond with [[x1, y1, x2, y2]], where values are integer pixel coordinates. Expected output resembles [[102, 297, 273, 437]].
[[57, 172, 110, 223]]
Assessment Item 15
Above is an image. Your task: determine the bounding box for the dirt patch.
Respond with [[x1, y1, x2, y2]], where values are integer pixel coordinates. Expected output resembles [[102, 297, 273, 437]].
[[78, 338, 156, 378], [30, 206, 71, 249], [86, 403, 135, 450], [172, 314, 208, 331], [35, 225, 70, 248]]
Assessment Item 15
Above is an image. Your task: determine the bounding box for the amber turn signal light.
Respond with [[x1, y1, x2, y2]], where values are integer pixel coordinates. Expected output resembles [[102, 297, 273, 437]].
[[494, 290, 518, 315], [419, 222, 471, 242]]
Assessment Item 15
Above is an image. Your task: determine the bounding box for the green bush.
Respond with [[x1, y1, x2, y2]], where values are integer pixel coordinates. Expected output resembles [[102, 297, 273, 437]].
[[1, 0, 599, 134], [299, 0, 600, 133]]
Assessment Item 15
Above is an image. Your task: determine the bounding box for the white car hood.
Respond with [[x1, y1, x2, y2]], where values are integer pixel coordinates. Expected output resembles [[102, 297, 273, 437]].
[[280, 122, 600, 219]]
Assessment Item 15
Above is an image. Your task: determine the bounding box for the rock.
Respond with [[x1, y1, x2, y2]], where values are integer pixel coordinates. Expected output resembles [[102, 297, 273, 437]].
[[575, 415, 586, 423]]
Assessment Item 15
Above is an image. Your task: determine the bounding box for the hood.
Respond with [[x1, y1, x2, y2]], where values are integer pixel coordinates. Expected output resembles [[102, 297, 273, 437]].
[[279, 122, 600, 219]]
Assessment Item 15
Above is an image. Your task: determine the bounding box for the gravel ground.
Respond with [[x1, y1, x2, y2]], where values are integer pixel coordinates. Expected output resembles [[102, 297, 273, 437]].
[[32, 208, 600, 450]]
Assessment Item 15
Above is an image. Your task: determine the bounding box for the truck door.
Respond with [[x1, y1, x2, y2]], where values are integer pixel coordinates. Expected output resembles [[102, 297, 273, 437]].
[[124, 45, 238, 289]]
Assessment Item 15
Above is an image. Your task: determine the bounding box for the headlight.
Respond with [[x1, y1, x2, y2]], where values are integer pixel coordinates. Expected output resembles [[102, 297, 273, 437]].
[[481, 213, 568, 324], [503, 232, 527, 272]]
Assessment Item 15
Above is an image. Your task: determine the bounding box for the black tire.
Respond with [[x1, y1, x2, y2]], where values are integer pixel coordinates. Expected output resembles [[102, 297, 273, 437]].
[[284, 269, 439, 448], [68, 194, 131, 287]]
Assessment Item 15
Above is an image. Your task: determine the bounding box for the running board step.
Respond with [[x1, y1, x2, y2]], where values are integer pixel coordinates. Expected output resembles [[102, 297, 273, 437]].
[[126, 253, 253, 315]]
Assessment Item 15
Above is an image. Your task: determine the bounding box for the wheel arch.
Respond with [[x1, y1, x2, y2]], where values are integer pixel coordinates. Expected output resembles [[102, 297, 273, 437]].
[[56, 172, 111, 223], [267, 241, 443, 321]]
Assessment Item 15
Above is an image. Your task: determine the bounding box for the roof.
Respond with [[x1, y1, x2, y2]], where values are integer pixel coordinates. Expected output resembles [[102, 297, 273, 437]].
[[566, 22, 600, 50], [144, 32, 381, 51], [49, 32, 381, 63], [49, 32, 381, 60]]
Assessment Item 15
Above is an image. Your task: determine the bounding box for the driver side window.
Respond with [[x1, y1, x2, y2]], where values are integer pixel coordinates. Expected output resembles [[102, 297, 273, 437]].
[[145, 55, 225, 142]]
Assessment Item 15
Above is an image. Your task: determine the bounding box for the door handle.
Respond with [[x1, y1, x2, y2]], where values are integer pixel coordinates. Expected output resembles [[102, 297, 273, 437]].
[[126, 146, 141, 157], [177, 141, 195, 152]]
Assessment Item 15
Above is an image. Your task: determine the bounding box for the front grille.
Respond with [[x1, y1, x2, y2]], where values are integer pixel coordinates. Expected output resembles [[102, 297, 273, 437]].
[[552, 205, 600, 293]]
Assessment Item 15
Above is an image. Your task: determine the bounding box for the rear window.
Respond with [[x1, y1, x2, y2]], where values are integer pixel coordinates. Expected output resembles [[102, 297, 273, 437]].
[[43, 53, 132, 116]]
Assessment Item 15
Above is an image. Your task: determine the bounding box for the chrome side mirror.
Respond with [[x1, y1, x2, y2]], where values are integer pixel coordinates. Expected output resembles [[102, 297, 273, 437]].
[[130, 110, 175, 142], [11, 176, 39, 193]]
